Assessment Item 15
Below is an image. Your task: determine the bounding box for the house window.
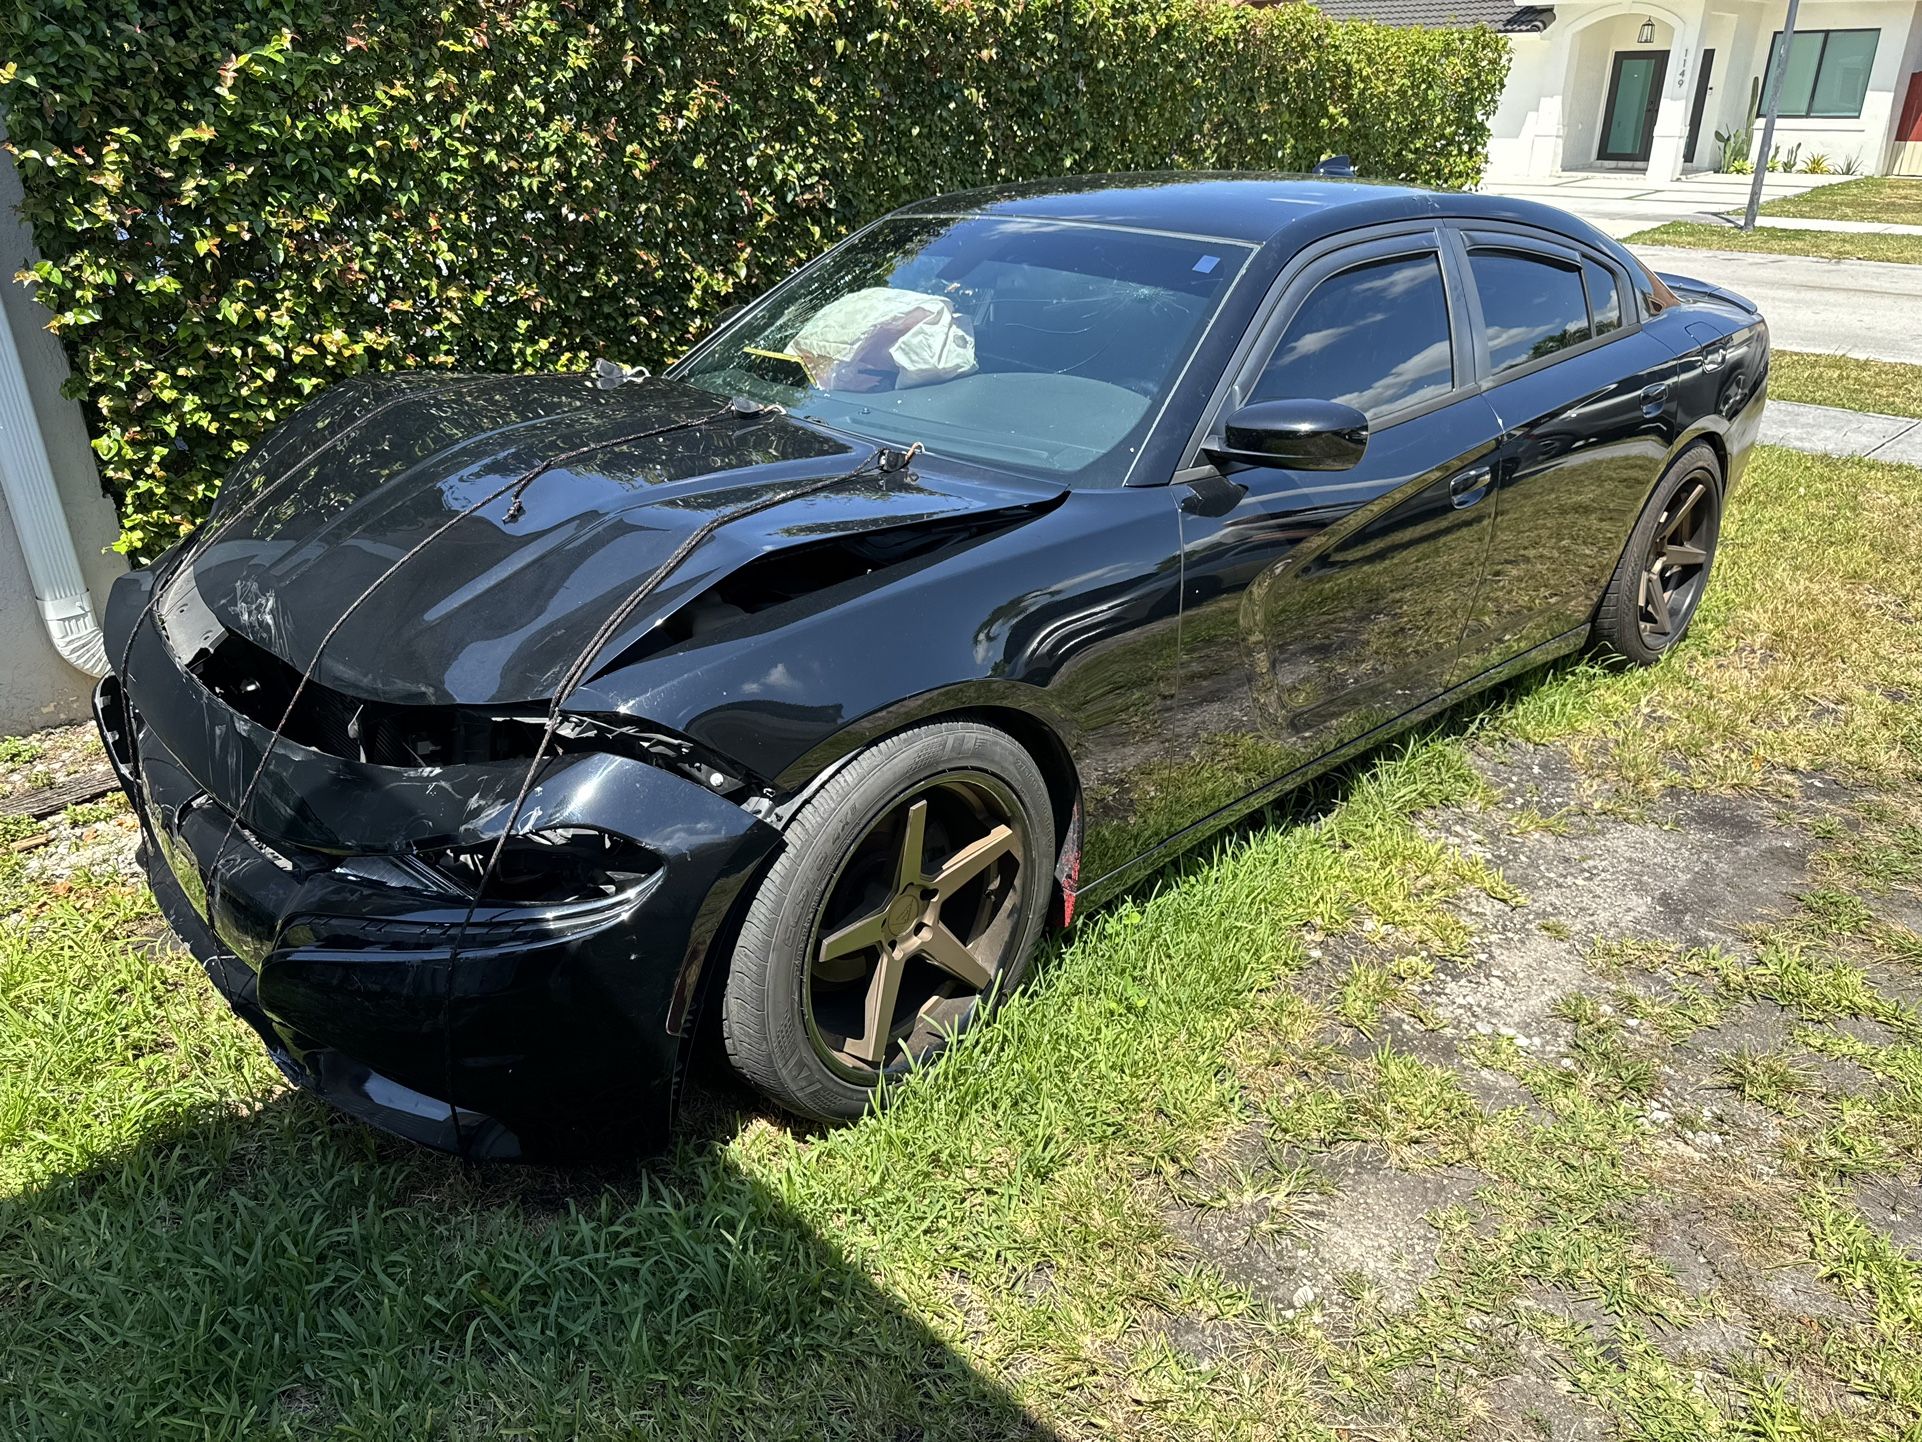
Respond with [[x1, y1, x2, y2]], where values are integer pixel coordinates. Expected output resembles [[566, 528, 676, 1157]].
[[1762, 29, 1880, 119]]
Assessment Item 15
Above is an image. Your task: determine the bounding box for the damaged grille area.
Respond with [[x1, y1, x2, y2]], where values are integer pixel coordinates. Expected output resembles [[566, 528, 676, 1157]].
[[193, 629, 532, 767], [188, 629, 752, 797]]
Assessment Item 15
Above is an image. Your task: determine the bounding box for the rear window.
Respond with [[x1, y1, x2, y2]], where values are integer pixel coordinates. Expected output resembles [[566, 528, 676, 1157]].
[[1584, 259, 1623, 336], [1469, 250, 1591, 374]]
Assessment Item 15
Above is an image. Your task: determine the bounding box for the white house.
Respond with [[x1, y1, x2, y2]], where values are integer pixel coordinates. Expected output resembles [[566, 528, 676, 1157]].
[[1315, 0, 1922, 180]]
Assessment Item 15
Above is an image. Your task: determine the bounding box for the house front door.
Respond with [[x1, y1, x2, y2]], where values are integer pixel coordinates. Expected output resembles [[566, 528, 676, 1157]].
[[1599, 50, 1670, 163]]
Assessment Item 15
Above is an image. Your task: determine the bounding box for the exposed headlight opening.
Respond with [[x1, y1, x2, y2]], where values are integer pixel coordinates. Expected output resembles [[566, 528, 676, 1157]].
[[186, 628, 756, 796], [424, 828, 660, 906]]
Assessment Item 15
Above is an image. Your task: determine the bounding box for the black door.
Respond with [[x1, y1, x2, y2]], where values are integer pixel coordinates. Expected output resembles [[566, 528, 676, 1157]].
[[1599, 50, 1671, 162], [1451, 230, 1682, 669], [1685, 48, 1717, 164], [1163, 235, 1503, 835]]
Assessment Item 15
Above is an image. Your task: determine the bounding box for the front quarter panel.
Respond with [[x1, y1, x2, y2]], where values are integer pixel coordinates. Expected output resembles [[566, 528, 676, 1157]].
[[573, 485, 1189, 883]]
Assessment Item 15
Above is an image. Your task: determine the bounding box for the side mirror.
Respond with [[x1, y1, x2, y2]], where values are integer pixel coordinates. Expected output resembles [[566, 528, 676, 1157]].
[[1204, 399, 1369, 472]]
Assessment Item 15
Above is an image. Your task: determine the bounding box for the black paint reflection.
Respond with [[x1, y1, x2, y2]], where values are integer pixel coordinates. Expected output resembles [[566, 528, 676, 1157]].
[[1151, 395, 1503, 858], [1466, 331, 1681, 665]]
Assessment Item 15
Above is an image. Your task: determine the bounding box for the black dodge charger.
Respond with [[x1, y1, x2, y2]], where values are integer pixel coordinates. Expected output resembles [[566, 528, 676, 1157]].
[[99, 174, 1767, 1158]]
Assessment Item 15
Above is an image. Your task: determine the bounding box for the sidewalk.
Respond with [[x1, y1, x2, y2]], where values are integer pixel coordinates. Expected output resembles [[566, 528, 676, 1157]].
[[1744, 215, 1922, 236], [1478, 171, 1852, 238], [1481, 172, 1922, 237], [1761, 399, 1922, 463]]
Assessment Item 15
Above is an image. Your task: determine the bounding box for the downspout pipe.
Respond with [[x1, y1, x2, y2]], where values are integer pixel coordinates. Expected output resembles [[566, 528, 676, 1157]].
[[0, 291, 108, 677]]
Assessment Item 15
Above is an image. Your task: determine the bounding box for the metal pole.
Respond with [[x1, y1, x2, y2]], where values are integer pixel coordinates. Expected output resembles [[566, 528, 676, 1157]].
[[1744, 0, 1801, 229]]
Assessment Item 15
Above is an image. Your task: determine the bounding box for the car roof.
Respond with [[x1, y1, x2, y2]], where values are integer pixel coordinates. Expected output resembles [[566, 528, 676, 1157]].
[[893, 171, 1611, 253]]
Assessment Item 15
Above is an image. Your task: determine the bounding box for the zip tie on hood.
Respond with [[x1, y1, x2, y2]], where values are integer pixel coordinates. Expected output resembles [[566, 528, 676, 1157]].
[[501, 396, 778, 523], [436, 439, 920, 1156]]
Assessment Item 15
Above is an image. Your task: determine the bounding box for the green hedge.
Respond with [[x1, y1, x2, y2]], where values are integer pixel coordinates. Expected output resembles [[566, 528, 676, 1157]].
[[1, 0, 1509, 554]]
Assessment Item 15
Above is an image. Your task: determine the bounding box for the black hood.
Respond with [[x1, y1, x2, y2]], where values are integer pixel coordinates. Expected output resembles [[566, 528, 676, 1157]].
[[174, 372, 1064, 707]]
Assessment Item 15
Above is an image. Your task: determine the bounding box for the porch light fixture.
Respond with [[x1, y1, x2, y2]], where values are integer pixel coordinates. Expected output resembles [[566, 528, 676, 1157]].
[[1638, 18, 1656, 43]]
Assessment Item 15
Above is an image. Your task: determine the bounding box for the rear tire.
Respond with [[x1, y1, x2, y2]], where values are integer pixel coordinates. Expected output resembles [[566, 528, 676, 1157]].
[[720, 720, 1054, 1123], [1593, 443, 1724, 665]]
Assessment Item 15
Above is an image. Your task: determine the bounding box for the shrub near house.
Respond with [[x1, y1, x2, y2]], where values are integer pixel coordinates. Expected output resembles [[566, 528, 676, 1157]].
[[0, 0, 1508, 554]]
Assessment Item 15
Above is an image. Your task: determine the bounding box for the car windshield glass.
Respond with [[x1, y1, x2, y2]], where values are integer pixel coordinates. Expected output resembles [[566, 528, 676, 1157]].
[[673, 216, 1251, 482]]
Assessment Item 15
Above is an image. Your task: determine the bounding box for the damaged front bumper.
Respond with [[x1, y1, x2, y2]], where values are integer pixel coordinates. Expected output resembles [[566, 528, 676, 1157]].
[[98, 573, 781, 1160]]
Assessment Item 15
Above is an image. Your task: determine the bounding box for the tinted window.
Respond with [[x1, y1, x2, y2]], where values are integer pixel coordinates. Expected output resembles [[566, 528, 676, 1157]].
[[1763, 28, 1879, 118], [1251, 253, 1453, 418], [1470, 251, 1590, 374], [1583, 259, 1623, 336]]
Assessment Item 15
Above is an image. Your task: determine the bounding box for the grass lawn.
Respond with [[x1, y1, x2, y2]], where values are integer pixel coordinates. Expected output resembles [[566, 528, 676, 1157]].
[[1770, 350, 1922, 418], [1757, 176, 1922, 226], [1625, 220, 1922, 264], [5, 445, 1922, 1438]]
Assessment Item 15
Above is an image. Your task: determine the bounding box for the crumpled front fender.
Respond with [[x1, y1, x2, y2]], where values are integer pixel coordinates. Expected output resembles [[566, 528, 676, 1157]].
[[101, 573, 785, 1160]]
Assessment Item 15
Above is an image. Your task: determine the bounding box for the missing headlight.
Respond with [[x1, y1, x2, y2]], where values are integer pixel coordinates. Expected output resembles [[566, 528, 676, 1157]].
[[424, 829, 659, 906], [188, 632, 757, 797]]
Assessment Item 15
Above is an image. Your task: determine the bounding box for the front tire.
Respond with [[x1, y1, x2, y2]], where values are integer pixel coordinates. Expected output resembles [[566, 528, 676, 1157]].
[[1593, 443, 1724, 665], [720, 720, 1055, 1123]]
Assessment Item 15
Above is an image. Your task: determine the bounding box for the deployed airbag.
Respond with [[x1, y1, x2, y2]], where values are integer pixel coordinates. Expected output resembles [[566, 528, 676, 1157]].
[[792, 287, 977, 392]]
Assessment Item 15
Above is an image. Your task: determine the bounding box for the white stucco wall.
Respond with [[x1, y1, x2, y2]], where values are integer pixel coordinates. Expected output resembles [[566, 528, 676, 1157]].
[[1483, 0, 1922, 178], [1743, 0, 1922, 172], [1691, 10, 1743, 169], [1486, 35, 1556, 175], [0, 129, 124, 736]]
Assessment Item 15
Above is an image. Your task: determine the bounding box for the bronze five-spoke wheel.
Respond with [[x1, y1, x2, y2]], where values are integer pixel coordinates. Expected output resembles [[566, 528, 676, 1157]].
[[721, 721, 1055, 1122], [1636, 473, 1716, 647], [808, 776, 1027, 1075], [1595, 443, 1724, 665]]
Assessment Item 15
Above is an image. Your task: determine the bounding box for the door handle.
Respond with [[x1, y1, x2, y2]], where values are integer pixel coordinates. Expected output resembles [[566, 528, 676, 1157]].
[[1449, 464, 1493, 509], [1640, 381, 1671, 418]]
